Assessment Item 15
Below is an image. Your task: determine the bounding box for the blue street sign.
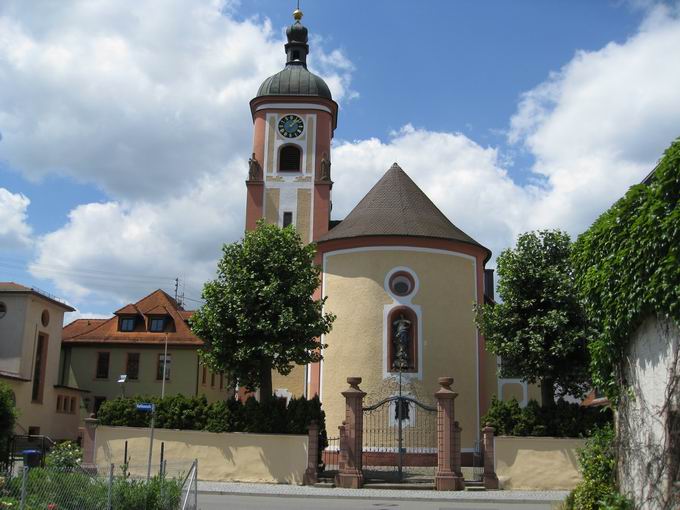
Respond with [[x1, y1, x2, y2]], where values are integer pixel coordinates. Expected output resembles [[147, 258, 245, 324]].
[[136, 403, 154, 412]]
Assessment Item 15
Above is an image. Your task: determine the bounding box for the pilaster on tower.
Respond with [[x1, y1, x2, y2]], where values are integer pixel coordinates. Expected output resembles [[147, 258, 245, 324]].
[[245, 8, 338, 244]]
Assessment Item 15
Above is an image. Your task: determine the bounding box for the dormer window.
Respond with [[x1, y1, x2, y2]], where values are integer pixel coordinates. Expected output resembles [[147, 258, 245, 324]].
[[120, 317, 135, 332], [149, 317, 165, 332]]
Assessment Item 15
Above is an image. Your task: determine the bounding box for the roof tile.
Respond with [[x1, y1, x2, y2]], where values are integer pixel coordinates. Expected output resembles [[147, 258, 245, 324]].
[[318, 164, 489, 255]]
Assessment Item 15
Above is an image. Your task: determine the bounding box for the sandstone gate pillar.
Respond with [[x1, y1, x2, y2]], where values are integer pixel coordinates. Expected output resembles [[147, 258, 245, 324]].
[[336, 377, 366, 489], [303, 420, 319, 485], [482, 422, 500, 489], [82, 414, 98, 471], [434, 377, 465, 491]]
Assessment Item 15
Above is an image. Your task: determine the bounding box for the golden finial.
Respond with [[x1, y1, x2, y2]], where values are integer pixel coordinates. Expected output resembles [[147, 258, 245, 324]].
[[293, 8, 303, 21]]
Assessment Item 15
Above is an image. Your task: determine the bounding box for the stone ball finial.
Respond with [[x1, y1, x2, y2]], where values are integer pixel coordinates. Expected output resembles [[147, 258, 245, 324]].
[[438, 377, 454, 388], [347, 377, 362, 389]]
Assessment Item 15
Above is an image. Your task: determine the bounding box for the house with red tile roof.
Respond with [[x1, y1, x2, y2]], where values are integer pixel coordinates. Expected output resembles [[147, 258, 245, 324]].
[[61, 289, 231, 416]]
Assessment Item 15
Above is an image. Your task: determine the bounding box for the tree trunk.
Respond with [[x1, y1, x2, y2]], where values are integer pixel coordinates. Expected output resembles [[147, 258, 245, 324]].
[[541, 377, 555, 408], [259, 358, 273, 401]]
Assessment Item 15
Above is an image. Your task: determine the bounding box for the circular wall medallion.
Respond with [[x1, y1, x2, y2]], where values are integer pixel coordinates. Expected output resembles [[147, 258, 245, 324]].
[[0, 302, 6, 319], [41, 309, 50, 327], [278, 114, 304, 138], [389, 271, 416, 297]]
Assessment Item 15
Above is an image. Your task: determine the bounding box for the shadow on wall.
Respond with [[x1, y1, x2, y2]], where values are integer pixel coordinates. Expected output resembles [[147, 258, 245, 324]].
[[95, 426, 308, 484], [617, 316, 679, 510], [495, 436, 584, 490]]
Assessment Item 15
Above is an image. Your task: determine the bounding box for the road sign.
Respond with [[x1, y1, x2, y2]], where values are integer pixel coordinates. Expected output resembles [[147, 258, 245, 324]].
[[136, 403, 154, 412]]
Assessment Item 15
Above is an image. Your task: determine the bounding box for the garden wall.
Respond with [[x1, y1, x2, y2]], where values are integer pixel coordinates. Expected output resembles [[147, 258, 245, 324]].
[[94, 425, 308, 484], [618, 316, 679, 509], [495, 436, 585, 490]]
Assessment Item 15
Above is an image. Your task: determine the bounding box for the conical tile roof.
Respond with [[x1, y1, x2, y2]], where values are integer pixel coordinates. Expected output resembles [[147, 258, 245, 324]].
[[319, 163, 489, 255]]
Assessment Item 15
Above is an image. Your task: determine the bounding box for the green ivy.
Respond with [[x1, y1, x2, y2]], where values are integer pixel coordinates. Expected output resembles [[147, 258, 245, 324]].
[[563, 425, 633, 510], [572, 138, 680, 403]]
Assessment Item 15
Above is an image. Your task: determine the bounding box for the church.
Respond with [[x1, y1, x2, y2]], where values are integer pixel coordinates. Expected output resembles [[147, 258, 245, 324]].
[[243, 9, 534, 451]]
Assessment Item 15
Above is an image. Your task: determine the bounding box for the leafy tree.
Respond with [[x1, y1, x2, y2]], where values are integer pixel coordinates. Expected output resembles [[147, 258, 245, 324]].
[[475, 229, 590, 406], [191, 220, 335, 398]]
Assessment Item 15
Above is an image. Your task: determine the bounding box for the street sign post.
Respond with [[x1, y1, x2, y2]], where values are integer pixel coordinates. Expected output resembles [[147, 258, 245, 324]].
[[136, 403, 156, 481]]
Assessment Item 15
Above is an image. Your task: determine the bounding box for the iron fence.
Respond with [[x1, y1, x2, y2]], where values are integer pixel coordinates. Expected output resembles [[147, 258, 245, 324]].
[[0, 460, 197, 510], [362, 396, 437, 482], [322, 436, 340, 473]]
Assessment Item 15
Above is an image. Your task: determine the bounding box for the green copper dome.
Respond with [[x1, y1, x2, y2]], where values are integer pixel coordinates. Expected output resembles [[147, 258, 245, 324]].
[[255, 11, 332, 101], [256, 66, 332, 100]]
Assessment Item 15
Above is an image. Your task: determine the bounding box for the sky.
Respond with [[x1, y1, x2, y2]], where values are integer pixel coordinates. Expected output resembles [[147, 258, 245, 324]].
[[0, 0, 679, 321]]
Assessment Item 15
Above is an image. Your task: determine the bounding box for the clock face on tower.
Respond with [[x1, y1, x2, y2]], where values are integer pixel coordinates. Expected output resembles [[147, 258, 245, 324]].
[[278, 115, 304, 138]]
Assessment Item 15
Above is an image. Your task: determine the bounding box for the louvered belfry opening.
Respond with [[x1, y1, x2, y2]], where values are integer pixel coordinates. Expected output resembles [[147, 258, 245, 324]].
[[279, 145, 301, 172]]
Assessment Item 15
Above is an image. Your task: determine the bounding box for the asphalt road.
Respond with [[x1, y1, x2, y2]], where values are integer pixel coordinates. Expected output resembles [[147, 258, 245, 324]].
[[197, 493, 559, 510]]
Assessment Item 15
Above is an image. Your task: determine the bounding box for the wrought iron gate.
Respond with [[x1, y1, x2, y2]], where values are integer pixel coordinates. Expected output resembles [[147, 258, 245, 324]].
[[362, 394, 437, 482]]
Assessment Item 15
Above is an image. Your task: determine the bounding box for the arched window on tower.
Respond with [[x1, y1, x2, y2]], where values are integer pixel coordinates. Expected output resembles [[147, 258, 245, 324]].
[[279, 145, 301, 172]]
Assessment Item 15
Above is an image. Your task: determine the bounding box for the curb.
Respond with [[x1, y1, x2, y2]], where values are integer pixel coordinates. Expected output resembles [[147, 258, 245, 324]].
[[197, 486, 569, 504]]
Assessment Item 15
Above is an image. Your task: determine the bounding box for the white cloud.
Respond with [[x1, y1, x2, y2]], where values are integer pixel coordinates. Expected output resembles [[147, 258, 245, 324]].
[[508, 2, 680, 233], [15, 1, 680, 312], [0, 0, 354, 200], [0, 187, 32, 249], [30, 161, 245, 304], [335, 4, 680, 259], [333, 126, 534, 259]]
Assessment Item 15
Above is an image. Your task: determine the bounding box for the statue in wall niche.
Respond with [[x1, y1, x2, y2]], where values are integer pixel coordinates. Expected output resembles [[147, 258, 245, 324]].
[[392, 313, 411, 370], [320, 152, 331, 181], [248, 153, 261, 181]]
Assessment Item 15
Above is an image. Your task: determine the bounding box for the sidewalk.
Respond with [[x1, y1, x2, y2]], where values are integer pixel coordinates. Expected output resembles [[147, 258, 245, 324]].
[[198, 480, 570, 504]]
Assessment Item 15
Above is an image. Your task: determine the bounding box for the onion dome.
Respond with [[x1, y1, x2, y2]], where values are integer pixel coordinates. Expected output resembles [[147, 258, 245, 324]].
[[255, 9, 332, 101]]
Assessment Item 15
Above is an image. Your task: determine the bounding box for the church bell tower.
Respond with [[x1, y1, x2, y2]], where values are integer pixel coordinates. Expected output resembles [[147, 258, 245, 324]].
[[245, 9, 338, 243]]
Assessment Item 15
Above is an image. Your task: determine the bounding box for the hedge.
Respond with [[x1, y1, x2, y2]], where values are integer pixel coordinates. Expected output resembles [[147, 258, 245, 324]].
[[482, 396, 611, 438], [97, 394, 326, 443]]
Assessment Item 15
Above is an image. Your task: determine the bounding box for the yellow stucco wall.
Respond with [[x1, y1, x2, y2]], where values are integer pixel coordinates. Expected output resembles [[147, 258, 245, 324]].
[[271, 364, 306, 399], [501, 382, 525, 403], [495, 436, 585, 490], [0, 293, 81, 439], [321, 248, 481, 449], [264, 188, 280, 225], [95, 426, 308, 484], [65, 346, 230, 418], [4, 378, 81, 440], [296, 188, 311, 244]]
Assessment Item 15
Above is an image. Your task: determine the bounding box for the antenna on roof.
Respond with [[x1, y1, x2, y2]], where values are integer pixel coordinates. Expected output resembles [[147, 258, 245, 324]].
[[174, 277, 179, 302], [180, 276, 186, 309]]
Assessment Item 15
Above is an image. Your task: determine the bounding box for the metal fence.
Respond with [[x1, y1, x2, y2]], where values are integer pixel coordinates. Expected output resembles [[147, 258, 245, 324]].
[[0, 460, 198, 510]]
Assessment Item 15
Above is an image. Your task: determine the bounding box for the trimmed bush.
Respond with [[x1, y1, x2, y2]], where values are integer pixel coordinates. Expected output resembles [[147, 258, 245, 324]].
[[98, 394, 326, 441], [482, 396, 611, 437], [44, 441, 82, 470]]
